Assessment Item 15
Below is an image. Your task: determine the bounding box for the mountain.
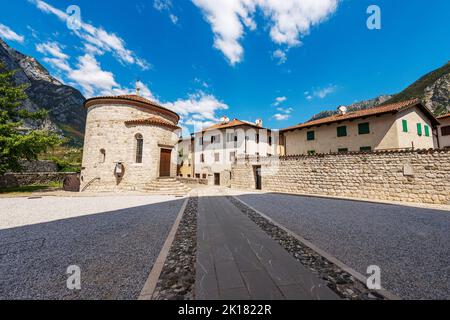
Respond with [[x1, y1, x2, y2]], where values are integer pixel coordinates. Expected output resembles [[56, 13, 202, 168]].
[[310, 95, 393, 121], [383, 62, 450, 116], [0, 38, 86, 146], [310, 62, 450, 121]]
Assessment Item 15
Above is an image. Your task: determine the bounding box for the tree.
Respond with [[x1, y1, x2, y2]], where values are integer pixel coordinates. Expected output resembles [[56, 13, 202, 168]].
[[0, 64, 62, 174]]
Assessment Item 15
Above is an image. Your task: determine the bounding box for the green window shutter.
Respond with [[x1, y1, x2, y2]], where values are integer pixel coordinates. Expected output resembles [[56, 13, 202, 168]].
[[424, 125, 430, 137], [358, 122, 370, 135], [338, 148, 348, 153], [307, 150, 316, 155], [402, 120, 408, 132], [307, 131, 315, 141], [417, 123, 422, 136], [337, 126, 347, 137], [360, 146, 372, 152]]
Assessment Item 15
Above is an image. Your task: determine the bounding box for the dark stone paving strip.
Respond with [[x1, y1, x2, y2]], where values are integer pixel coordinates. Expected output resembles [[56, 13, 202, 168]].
[[152, 197, 198, 300], [196, 194, 339, 300], [227, 196, 386, 300]]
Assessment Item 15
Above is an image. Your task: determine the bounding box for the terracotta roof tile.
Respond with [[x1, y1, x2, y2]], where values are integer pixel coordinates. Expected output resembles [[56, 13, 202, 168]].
[[280, 99, 438, 131], [124, 116, 180, 130], [84, 94, 180, 122], [437, 112, 450, 120], [203, 118, 265, 132]]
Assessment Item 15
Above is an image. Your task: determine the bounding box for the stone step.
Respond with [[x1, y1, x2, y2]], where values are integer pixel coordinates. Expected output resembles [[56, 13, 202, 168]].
[[149, 181, 183, 186], [144, 187, 190, 192], [143, 178, 191, 195]]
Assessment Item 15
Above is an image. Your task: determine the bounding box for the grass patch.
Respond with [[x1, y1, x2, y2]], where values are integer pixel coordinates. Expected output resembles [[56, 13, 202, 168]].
[[0, 181, 62, 194]]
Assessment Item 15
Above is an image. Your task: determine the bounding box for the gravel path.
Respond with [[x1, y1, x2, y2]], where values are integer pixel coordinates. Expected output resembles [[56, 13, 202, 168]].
[[0, 195, 185, 300], [235, 193, 450, 300]]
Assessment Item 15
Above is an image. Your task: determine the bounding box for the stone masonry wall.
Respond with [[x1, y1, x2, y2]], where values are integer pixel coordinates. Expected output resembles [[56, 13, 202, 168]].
[[0, 172, 76, 189], [19, 160, 58, 173], [231, 150, 450, 205]]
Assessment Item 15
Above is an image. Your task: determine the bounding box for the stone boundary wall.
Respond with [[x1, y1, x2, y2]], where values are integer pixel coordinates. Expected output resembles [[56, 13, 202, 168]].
[[20, 160, 58, 173], [0, 172, 77, 189], [231, 149, 450, 205]]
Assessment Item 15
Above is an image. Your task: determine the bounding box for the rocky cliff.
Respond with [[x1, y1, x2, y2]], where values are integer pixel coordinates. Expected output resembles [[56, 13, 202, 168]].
[[0, 38, 86, 146]]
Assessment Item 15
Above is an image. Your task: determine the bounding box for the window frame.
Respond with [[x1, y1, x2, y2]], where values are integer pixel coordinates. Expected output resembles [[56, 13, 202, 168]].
[[402, 119, 408, 133], [135, 134, 143, 164], [337, 126, 347, 137], [424, 125, 430, 137], [306, 130, 315, 141], [441, 125, 450, 136], [358, 122, 370, 135]]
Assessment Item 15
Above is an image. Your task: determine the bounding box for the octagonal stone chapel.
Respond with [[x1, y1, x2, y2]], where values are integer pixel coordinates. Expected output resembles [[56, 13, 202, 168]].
[[80, 93, 181, 192]]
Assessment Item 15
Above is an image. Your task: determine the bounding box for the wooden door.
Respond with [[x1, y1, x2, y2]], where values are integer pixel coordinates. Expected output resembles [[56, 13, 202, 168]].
[[254, 166, 262, 190], [159, 149, 172, 177], [214, 173, 220, 186]]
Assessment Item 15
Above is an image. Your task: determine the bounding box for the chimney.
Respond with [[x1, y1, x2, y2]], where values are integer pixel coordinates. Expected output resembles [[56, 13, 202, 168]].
[[337, 105, 347, 115], [255, 119, 263, 127], [220, 116, 230, 124]]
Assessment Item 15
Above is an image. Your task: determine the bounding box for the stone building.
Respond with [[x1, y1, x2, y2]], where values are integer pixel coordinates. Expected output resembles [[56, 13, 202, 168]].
[[190, 117, 279, 186], [280, 99, 440, 155], [437, 112, 450, 148], [80, 94, 181, 192], [177, 135, 195, 178]]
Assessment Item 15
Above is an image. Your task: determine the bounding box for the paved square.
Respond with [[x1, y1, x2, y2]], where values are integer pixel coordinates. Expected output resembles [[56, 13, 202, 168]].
[[195, 188, 339, 300], [0, 195, 185, 299]]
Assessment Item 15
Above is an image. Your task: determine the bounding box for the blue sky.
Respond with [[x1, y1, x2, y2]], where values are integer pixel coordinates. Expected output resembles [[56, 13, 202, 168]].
[[0, 0, 449, 134]]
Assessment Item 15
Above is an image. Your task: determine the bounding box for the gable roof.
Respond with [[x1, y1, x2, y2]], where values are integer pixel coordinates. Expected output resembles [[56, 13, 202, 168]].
[[281, 99, 439, 132], [84, 94, 180, 123], [202, 118, 266, 132], [124, 116, 180, 130], [437, 112, 450, 121]]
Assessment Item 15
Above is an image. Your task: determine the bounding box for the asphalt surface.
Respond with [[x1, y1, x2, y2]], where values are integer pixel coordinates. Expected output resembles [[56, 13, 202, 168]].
[[236, 193, 450, 300], [0, 195, 184, 300]]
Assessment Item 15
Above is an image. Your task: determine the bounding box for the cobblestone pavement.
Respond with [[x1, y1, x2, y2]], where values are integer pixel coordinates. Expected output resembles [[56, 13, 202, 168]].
[[195, 188, 339, 300], [0, 195, 185, 299], [233, 191, 450, 300]]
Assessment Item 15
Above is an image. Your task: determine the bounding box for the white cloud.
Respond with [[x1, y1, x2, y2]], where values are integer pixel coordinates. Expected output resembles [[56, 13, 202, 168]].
[[276, 106, 293, 114], [273, 106, 293, 121], [192, 0, 339, 65], [110, 80, 158, 102], [30, 0, 150, 70], [154, 0, 179, 25], [272, 49, 287, 64], [43, 57, 72, 73], [0, 23, 25, 43], [163, 92, 228, 122], [313, 84, 337, 99], [67, 54, 119, 97], [273, 96, 287, 106], [36, 42, 68, 60], [36, 49, 143, 99], [36, 41, 72, 75], [273, 113, 291, 121]]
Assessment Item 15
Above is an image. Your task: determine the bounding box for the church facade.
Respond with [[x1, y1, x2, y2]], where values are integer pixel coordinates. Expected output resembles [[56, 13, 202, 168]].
[[80, 94, 181, 192]]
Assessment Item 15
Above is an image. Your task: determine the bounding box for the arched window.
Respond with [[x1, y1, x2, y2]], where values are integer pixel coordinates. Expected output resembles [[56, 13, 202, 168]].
[[99, 149, 106, 163], [135, 134, 143, 163]]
